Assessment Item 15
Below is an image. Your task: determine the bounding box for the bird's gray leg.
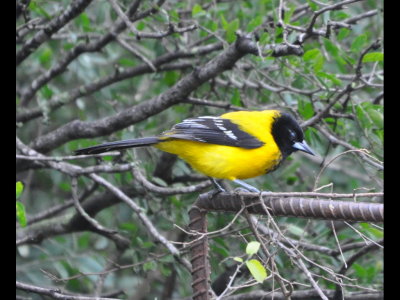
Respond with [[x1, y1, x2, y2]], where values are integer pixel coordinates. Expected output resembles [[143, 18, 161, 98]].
[[232, 179, 260, 193]]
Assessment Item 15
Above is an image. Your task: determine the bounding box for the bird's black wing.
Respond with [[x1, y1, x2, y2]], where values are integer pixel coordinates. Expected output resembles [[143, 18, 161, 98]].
[[162, 116, 264, 149]]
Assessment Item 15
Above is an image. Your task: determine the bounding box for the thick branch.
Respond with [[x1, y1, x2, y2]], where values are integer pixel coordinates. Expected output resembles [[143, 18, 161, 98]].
[[189, 206, 212, 300], [29, 34, 258, 154], [16, 280, 117, 300], [18, 0, 146, 104], [16, 43, 222, 123], [194, 192, 383, 222], [16, 0, 93, 66], [224, 289, 383, 300]]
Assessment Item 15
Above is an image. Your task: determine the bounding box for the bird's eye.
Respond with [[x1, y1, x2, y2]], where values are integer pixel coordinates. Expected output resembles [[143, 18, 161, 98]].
[[289, 130, 296, 140]]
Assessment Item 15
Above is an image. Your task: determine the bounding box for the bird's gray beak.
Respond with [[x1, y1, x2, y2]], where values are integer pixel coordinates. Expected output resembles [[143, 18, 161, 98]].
[[293, 140, 316, 156]]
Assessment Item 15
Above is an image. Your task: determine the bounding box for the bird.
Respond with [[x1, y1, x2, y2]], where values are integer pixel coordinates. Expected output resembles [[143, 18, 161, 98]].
[[75, 110, 315, 192]]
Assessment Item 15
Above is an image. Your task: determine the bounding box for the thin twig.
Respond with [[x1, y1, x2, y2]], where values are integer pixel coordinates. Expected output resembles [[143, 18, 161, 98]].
[[132, 166, 211, 195], [71, 177, 117, 234], [16, 280, 118, 300], [87, 172, 192, 271], [242, 200, 292, 299]]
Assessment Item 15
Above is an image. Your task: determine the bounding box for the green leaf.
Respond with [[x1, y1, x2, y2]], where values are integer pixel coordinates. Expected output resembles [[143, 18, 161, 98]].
[[40, 85, 53, 100], [333, 11, 350, 20], [351, 34, 367, 53], [246, 241, 261, 256], [78, 232, 90, 248], [168, 9, 179, 20], [323, 38, 339, 57], [362, 52, 384, 63], [136, 21, 146, 31], [286, 176, 298, 185], [337, 28, 350, 41], [225, 19, 240, 43], [159, 254, 174, 264], [247, 15, 263, 32], [341, 53, 356, 65], [192, 4, 205, 16], [143, 261, 157, 271], [306, 0, 319, 11], [119, 222, 138, 233], [28, 1, 51, 19], [303, 49, 321, 61], [259, 32, 270, 45], [298, 99, 314, 119], [246, 259, 267, 283], [287, 224, 305, 237], [77, 13, 91, 32], [304, 49, 324, 72], [168, 195, 182, 208], [313, 53, 325, 72], [233, 257, 243, 263], [205, 20, 218, 32], [356, 102, 383, 129], [359, 223, 383, 239], [59, 182, 71, 192], [368, 109, 383, 128], [118, 58, 136, 67], [160, 265, 172, 277], [39, 47, 53, 68], [213, 246, 230, 257], [164, 71, 180, 86], [63, 42, 75, 51], [16, 181, 24, 199], [231, 89, 242, 106], [274, 27, 283, 43], [16, 201, 27, 228], [142, 241, 155, 249], [284, 4, 296, 23], [220, 14, 228, 29], [317, 72, 342, 86], [352, 263, 367, 277]]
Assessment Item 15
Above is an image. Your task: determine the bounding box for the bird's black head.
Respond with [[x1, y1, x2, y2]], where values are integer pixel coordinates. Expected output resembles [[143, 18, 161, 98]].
[[272, 112, 315, 158]]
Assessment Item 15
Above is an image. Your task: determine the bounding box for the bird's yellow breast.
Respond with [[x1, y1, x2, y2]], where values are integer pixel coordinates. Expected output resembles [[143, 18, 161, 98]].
[[155, 110, 283, 180]]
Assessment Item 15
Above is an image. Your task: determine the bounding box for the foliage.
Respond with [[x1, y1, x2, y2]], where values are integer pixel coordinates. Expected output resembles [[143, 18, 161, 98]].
[[16, 181, 27, 228], [16, 0, 383, 299]]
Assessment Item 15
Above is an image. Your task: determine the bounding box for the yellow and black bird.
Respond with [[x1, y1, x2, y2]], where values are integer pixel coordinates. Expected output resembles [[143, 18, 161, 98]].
[[75, 110, 315, 192]]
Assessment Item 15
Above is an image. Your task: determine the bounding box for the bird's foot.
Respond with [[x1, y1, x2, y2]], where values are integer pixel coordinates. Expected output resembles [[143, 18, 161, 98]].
[[233, 179, 260, 193], [209, 178, 226, 196]]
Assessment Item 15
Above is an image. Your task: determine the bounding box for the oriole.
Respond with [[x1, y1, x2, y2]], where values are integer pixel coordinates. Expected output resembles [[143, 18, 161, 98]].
[[75, 110, 315, 191]]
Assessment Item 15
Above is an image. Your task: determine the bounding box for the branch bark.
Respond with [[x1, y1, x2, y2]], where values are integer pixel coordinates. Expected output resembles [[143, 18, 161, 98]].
[[28, 34, 258, 154], [16, 0, 94, 66], [194, 191, 383, 222]]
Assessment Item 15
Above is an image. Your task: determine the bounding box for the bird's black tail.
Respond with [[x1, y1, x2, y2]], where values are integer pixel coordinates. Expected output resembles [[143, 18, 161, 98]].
[[75, 137, 160, 155]]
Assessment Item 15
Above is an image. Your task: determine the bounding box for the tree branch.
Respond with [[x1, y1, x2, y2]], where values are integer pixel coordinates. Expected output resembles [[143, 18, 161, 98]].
[[194, 191, 383, 222], [16, 280, 118, 300], [28, 34, 257, 154], [19, 0, 153, 105], [16, 0, 94, 66]]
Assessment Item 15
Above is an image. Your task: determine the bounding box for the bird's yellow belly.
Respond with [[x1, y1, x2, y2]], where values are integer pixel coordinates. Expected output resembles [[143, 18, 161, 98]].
[[155, 140, 282, 180]]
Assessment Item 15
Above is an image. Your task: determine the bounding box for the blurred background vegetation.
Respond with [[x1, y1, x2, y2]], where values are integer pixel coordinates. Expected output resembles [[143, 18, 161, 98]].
[[16, 0, 383, 299]]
